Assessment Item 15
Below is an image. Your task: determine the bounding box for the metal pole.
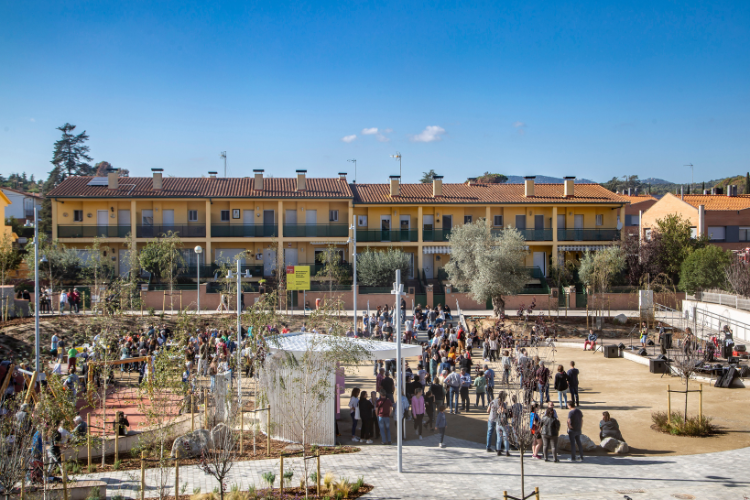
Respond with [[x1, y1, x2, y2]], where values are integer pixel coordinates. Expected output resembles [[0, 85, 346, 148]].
[[394, 269, 403, 473], [237, 260, 242, 407], [196, 251, 200, 314], [34, 206, 40, 373], [352, 224, 358, 334]]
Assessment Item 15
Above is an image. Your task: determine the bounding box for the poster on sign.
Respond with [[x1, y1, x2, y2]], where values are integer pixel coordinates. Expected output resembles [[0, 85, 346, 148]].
[[286, 265, 311, 290]]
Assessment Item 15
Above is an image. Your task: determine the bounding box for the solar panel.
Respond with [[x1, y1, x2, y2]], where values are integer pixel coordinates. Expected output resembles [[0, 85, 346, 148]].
[[86, 177, 109, 186]]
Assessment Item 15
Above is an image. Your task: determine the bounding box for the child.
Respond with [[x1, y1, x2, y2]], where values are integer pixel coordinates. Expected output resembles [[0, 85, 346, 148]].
[[434, 404, 448, 448]]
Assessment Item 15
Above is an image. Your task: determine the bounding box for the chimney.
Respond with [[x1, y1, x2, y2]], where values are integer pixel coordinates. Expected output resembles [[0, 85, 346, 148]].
[[296, 169, 307, 191], [728, 185, 737, 197], [634, 187, 639, 195], [681, 185, 684, 200], [704, 190, 708, 195], [151, 168, 163, 190], [698, 204, 706, 237], [627, 188, 631, 196], [253, 169, 264, 190], [524, 176, 536, 197], [107, 170, 118, 190], [338, 172, 347, 181], [389, 175, 400, 197], [564, 176, 575, 198], [208, 171, 217, 179], [433, 175, 443, 197]]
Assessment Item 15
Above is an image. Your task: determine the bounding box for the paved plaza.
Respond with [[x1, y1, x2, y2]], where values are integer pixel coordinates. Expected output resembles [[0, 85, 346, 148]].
[[76, 433, 750, 500]]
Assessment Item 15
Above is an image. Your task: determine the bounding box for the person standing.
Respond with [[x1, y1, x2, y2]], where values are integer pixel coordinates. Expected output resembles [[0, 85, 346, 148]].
[[411, 386, 426, 440], [566, 401, 584, 461], [375, 391, 392, 445], [541, 407, 560, 462], [434, 404, 448, 448], [459, 368, 472, 413], [554, 364, 569, 409], [639, 322, 649, 348], [359, 391, 374, 444], [380, 371, 395, 404], [349, 388, 361, 442], [485, 392, 501, 453], [484, 364, 495, 401], [444, 369, 461, 414], [473, 370, 487, 409], [536, 361, 550, 407], [67, 346, 78, 373], [567, 361, 580, 407], [59, 290, 68, 314]]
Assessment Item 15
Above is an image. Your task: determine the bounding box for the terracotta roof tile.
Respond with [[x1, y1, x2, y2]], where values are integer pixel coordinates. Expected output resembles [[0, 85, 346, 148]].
[[620, 194, 658, 203], [351, 182, 625, 204], [1, 187, 44, 199], [681, 194, 750, 211], [47, 176, 353, 199]]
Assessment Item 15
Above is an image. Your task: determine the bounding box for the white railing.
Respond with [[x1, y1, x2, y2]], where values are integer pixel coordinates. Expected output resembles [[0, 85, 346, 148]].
[[695, 291, 750, 312]]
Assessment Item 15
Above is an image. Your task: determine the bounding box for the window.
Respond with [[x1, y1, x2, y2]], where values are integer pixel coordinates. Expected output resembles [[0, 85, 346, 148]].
[[493, 215, 503, 227], [329, 210, 339, 222], [690, 227, 697, 238], [188, 210, 198, 222], [707, 226, 726, 241], [221, 210, 230, 222], [625, 214, 639, 226], [464, 215, 472, 224], [596, 214, 603, 226], [645, 229, 652, 240], [740, 227, 750, 242], [357, 215, 367, 227], [74, 210, 83, 222]]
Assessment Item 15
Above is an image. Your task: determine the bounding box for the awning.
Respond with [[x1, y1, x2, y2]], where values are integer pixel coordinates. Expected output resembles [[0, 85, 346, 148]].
[[559, 245, 609, 252], [423, 246, 451, 254], [268, 332, 423, 359], [310, 241, 348, 246]]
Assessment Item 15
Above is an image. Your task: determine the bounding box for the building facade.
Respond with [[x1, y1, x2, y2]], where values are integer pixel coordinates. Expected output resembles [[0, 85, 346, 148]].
[[1, 187, 43, 224], [47, 170, 627, 281]]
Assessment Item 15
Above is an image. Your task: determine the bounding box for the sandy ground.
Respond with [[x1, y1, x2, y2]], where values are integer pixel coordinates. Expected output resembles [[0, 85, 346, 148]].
[[337, 345, 750, 456]]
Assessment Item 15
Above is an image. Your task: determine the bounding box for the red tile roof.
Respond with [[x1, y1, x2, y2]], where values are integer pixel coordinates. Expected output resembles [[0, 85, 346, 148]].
[[1, 187, 44, 199], [47, 176, 353, 199], [351, 182, 626, 204], [680, 194, 750, 211], [620, 194, 658, 203]]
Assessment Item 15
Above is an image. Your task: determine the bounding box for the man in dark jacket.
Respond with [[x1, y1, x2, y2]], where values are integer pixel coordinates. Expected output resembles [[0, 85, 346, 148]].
[[567, 361, 580, 407]]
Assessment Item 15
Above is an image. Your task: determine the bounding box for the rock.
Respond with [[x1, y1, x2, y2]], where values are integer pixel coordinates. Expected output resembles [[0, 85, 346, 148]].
[[600, 437, 619, 452], [613, 314, 627, 325], [211, 423, 230, 448], [615, 441, 629, 454], [171, 429, 210, 458], [580, 434, 597, 451], [557, 434, 570, 451], [556, 434, 597, 452]]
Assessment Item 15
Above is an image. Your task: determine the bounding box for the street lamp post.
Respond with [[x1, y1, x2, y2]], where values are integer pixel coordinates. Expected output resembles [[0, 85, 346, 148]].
[[391, 270, 406, 473], [194, 246, 203, 314], [25, 207, 42, 373], [227, 261, 250, 406], [349, 225, 358, 334]]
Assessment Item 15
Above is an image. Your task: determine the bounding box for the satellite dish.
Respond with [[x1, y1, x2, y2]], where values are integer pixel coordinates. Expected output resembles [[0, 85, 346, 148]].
[[616, 215, 623, 230]]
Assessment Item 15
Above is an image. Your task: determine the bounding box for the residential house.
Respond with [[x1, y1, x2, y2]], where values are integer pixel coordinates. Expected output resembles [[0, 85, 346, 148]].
[[1, 187, 43, 224]]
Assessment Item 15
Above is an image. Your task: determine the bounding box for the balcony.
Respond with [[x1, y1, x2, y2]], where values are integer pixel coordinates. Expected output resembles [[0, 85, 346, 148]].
[[137, 225, 207, 238], [211, 224, 278, 238], [58, 225, 131, 238], [557, 228, 620, 241], [491, 228, 553, 241], [356, 229, 418, 243], [283, 224, 349, 238], [423, 229, 451, 242]]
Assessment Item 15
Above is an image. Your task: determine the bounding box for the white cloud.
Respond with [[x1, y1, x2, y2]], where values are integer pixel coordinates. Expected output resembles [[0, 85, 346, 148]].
[[362, 127, 378, 135], [411, 125, 446, 143], [383, 128, 393, 133], [29, 118, 35, 122], [513, 121, 525, 128], [376, 133, 390, 142], [341, 134, 357, 143]]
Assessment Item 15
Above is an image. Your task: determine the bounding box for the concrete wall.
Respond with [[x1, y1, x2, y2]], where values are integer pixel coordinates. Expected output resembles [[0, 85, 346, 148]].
[[683, 298, 750, 343]]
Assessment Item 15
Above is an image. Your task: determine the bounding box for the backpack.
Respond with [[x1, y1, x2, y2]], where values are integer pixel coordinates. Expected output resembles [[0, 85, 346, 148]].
[[551, 418, 561, 435]]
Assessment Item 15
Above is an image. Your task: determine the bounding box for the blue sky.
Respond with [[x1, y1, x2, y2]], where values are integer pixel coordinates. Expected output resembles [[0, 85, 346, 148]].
[[1, 1, 748, 184]]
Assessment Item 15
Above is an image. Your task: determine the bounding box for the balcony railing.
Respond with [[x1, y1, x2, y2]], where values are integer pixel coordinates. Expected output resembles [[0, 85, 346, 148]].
[[58, 225, 131, 238], [422, 229, 452, 242], [492, 228, 553, 241], [282, 224, 349, 238], [137, 225, 206, 238], [557, 228, 620, 241], [211, 224, 278, 238], [356, 229, 418, 242]]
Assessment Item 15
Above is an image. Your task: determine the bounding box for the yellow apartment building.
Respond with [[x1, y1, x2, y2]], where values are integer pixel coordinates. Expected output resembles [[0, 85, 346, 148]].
[[47, 170, 626, 281]]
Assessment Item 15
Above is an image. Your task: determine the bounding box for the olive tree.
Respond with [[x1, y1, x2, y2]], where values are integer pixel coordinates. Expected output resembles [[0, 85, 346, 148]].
[[445, 221, 528, 316], [578, 246, 626, 317], [138, 231, 185, 311], [356, 248, 410, 287]]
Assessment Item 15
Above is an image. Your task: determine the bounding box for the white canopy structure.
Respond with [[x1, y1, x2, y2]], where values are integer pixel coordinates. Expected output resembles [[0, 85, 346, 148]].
[[260, 333, 422, 446], [267, 332, 422, 359]]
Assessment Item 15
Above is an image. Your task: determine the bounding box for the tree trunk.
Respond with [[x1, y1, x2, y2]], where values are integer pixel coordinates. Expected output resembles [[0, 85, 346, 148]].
[[684, 379, 689, 422], [491, 295, 505, 317]]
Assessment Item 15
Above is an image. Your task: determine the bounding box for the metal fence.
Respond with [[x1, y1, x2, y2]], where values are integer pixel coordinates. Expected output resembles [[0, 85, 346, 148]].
[[693, 291, 750, 312]]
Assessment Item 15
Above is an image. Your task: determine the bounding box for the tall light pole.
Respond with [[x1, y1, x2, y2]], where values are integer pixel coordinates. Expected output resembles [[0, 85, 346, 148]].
[[25, 207, 42, 373], [390, 152, 402, 179], [227, 261, 251, 406], [221, 151, 227, 177], [391, 270, 406, 473], [348, 226, 358, 334], [194, 246, 203, 314], [347, 159, 357, 183]]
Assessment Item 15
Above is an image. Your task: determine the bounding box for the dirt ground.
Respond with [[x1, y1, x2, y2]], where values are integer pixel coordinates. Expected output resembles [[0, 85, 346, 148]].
[[337, 345, 750, 457]]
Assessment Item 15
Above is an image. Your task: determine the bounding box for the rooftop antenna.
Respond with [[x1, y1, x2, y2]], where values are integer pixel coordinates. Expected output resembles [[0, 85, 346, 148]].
[[348, 159, 357, 183], [685, 163, 693, 193], [390, 152, 402, 179], [220, 151, 227, 177]]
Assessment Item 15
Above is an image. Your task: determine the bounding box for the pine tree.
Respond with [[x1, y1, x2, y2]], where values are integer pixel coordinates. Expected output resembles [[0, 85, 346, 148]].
[[686, 184, 690, 195], [745, 172, 750, 194], [51, 123, 94, 179], [702, 181, 705, 193]]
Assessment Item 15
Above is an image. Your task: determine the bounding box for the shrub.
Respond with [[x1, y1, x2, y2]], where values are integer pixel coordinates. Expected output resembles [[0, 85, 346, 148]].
[[309, 471, 318, 484], [112, 459, 122, 470], [651, 411, 718, 436], [261, 471, 276, 489]]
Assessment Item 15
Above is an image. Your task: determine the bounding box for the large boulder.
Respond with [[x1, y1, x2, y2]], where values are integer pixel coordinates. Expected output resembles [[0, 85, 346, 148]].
[[210, 423, 230, 448], [580, 434, 597, 451], [613, 314, 628, 325], [556, 434, 597, 452], [600, 437, 619, 452], [615, 441, 629, 454], [171, 429, 210, 458]]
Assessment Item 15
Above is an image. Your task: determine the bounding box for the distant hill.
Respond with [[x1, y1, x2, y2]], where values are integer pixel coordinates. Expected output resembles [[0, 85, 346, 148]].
[[641, 177, 673, 185], [504, 175, 596, 184]]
